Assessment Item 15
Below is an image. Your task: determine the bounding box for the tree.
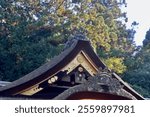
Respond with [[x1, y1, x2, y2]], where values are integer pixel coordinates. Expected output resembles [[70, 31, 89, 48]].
[[123, 28, 150, 98], [0, 0, 64, 81], [0, 0, 133, 81], [143, 28, 150, 47]]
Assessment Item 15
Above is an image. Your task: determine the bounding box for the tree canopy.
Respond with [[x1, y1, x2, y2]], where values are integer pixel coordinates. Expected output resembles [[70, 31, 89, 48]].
[[1, 0, 150, 98], [0, 0, 135, 82], [123, 29, 150, 98]]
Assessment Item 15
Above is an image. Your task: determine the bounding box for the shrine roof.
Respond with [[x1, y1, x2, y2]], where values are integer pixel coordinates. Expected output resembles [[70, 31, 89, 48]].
[[0, 38, 144, 100], [0, 39, 104, 95]]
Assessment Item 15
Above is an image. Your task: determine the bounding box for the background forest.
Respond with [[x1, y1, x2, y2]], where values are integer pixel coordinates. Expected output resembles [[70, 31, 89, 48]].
[[0, 0, 150, 98]]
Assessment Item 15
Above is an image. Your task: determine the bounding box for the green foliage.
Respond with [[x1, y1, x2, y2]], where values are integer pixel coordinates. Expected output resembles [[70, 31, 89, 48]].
[[123, 43, 150, 98], [0, 0, 133, 81], [143, 28, 150, 47], [0, 0, 65, 81], [132, 85, 150, 98], [104, 57, 126, 74]]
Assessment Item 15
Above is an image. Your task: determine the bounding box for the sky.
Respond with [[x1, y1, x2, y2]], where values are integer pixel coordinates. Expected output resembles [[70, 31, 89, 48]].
[[124, 0, 150, 45]]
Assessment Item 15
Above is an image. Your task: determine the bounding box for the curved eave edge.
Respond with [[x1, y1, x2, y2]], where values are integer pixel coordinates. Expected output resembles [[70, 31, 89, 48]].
[[53, 84, 132, 100], [0, 40, 103, 95], [0, 40, 78, 95], [0, 39, 144, 100]]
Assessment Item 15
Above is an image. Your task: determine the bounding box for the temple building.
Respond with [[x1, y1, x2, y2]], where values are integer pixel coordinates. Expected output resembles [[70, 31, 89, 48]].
[[0, 34, 144, 100]]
